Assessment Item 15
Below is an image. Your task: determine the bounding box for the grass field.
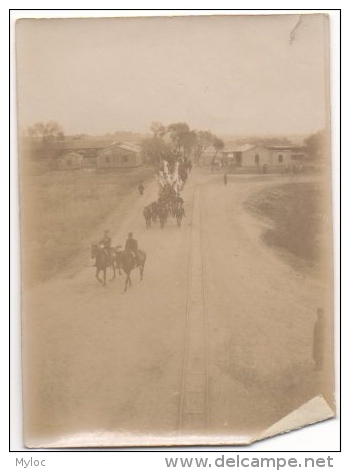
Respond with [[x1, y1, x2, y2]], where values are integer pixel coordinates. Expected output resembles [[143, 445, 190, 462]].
[[244, 181, 329, 272], [20, 164, 154, 285]]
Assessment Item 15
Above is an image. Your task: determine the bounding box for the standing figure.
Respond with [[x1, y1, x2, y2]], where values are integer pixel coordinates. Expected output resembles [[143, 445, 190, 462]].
[[224, 173, 228, 185], [138, 183, 145, 195]]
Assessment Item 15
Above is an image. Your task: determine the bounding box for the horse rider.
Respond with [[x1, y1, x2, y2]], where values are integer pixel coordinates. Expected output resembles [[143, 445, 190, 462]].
[[99, 230, 112, 258], [125, 232, 140, 264], [92, 230, 112, 266]]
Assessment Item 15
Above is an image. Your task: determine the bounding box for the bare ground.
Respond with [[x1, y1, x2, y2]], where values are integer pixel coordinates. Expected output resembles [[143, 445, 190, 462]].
[[21, 169, 334, 447], [243, 181, 331, 273], [19, 164, 154, 285]]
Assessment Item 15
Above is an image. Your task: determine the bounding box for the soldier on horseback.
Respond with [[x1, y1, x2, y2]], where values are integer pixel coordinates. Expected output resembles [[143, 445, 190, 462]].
[[125, 232, 140, 265], [143, 205, 152, 229], [93, 230, 112, 267], [99, 230, 112, 255]]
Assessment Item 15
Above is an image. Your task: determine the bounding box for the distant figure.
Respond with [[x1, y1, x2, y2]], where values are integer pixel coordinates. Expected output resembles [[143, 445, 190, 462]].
[[313, 308, 325, 371], [223, 173, 228, 185], [125, 232, 139, 264], [138, 183, 145, 195]]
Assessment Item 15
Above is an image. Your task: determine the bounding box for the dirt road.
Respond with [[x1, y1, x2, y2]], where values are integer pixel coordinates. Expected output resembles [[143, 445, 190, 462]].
[[22, 169, 332, 447]]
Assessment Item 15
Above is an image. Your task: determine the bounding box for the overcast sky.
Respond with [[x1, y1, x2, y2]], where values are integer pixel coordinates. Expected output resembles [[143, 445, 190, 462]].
[[16, 14, 329, 137]]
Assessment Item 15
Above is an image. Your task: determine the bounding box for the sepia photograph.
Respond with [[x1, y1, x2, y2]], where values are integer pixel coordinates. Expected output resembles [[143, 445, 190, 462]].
[[15, 13, 336, 448]]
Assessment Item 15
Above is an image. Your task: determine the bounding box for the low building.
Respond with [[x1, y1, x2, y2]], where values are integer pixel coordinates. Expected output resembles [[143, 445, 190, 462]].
[[97, 142, 142, 168], [221, 144, 306, 167], [50, 139, 115, 159], [57, 152, 84, 170], [265, 146, 306, 166], [221, 144, 270, 167]]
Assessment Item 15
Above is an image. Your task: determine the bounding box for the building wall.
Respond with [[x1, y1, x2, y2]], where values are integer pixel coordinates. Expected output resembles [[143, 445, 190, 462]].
[[58, 155, 83, 170], [97, 148, 142, 168], [240, 146, 270, 166], [222, 146, 295, 167], [269, 150, 293, 165], [235, 147, 293, 167]]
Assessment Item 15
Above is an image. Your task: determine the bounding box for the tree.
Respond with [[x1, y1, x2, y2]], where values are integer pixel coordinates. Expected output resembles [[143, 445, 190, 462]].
[[26, 121, 64, 142], [182, 130, 198, 158], [43, 121, 64, 142], [193, 130, 213, 164], [167, 122, 191, 156], [304, 130, 327, 160], [143, 121, 224, 166], [25, 121, 65, 159], [150, 121, 167, 139], [212, 136, 225, 158], [140, 136, 172, 166]]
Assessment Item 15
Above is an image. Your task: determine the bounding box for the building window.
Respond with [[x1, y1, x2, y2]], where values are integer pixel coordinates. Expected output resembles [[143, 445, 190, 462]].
[[278, 154, 283, 163], [255, 154, 260, 165]]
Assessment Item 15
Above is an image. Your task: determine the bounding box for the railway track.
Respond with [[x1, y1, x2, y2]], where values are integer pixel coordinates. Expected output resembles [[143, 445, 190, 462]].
[[178, 186, 210, 433]]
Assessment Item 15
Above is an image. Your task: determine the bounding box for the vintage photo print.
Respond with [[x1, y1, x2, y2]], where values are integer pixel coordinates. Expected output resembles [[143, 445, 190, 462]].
[[16, 13, 335, 447]]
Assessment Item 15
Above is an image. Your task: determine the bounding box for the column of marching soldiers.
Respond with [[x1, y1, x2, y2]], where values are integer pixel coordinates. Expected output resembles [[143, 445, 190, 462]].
[[91, 155, 193, 287], [142, 156, 192, 229]]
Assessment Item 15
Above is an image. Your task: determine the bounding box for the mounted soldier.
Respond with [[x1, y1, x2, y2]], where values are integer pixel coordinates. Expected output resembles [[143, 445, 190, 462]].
[[91, 230, 116, 281], [98, 230, 112, 261], [143, 205, 152, 229], [150, 201, 158, 223], [175, 204, 185, 227], [125, 232, 140, 264]]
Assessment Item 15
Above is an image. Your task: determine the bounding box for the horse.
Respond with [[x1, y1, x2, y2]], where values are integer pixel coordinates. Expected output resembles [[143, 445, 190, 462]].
[[143, 206, 152, 229], [91, 244, 117, 286], [115, 247, 147, 292]]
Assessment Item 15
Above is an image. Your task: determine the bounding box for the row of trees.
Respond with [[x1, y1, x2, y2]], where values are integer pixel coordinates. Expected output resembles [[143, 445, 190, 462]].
[[22, 121, 65, 160], [141, 121, 224, 166], [25, 121, 65, 142]]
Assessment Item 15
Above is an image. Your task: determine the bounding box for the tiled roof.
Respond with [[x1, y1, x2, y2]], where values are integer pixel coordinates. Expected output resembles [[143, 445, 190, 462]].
[[111, 141, 140, 152]]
